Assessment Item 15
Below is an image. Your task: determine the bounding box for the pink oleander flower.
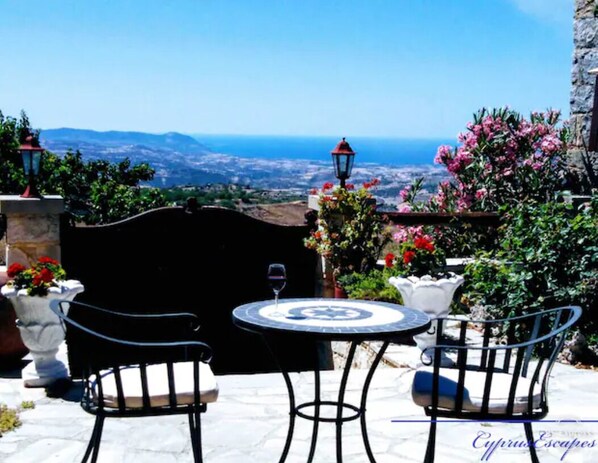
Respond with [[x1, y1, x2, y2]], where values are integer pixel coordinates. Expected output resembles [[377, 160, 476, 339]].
[[475, 188, 488, 200], [398, 203, 411, 212], [399, 186, 411, 202], [435, 145, 453, 165], [540, 134, 562, 154]]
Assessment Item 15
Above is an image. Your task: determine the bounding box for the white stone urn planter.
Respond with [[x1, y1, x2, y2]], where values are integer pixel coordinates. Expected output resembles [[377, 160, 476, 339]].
[[1, 280, 84, 387], [388, 273, 464, 364]]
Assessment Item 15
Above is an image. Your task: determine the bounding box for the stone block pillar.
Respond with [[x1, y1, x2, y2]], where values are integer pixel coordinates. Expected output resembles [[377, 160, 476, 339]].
[[0, 195, 64, 267], [569, 0, 598, 192]]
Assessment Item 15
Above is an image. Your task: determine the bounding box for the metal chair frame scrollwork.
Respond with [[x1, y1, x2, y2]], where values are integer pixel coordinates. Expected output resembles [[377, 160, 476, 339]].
[[50, 299, 216, 463], [415, 306, 582, 463]]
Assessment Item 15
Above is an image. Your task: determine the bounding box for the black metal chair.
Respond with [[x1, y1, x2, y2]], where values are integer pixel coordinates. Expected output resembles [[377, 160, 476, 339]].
[[50, 299, 218, 463], [411, 306, 582, 463]]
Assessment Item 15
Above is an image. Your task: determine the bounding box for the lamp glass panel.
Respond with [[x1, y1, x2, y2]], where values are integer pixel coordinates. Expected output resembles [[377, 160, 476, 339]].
[[335, 153, 349, 179], [345, 154, 355, 178], [31, 151, 42, 175], [21, 150, 42, 175], [332, 153, 341, 179], [21, 150, 33, 175]]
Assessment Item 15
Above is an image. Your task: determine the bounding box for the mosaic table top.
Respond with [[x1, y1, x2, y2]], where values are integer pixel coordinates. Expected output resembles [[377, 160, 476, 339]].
[[232, 298, 431, 340]]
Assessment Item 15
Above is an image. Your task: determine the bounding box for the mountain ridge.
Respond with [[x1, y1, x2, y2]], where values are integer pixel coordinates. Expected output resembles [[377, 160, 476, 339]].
[[41, 127, 209, 155]]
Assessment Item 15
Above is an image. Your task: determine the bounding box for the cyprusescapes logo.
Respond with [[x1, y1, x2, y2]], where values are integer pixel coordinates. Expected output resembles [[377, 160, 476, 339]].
[[472, 424, 597, 461]]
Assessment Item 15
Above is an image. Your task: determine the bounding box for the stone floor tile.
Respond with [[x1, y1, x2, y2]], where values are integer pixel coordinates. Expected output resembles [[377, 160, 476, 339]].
[[4, 438, 85, 463]]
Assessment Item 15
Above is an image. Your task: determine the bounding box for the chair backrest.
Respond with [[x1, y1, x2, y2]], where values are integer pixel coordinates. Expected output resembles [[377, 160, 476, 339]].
[[431, 306, 582, 417], [51, 299, 213, 415]]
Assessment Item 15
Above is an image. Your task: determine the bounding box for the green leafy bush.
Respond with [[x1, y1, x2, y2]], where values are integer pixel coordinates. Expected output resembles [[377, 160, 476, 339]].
[[464, 196, 598, 341], [337, 269, 401, 303], [305, 180, 389, 277], [0, 110, 167, 225]]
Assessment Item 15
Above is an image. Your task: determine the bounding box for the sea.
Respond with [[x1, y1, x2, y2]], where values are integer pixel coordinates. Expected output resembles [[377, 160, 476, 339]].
[[192, 134, 452, 166]]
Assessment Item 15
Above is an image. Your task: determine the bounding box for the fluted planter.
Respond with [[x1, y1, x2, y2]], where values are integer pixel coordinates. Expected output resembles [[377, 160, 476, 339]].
[[388, 273, 464, 364], [1, 280, 84, 387]]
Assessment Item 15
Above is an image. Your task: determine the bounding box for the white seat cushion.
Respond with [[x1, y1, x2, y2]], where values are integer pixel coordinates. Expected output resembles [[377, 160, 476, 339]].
[[91, 361, 219, 409], [412, 367, 541, 414]]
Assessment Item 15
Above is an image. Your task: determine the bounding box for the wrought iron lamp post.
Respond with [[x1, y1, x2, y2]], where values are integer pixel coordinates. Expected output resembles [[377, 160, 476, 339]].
[[18, 135, 44, 199], [330, 137, 356, 188]]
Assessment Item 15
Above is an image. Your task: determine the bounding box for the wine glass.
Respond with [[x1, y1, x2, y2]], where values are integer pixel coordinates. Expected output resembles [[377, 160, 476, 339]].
[[267, 263, 287, 312]]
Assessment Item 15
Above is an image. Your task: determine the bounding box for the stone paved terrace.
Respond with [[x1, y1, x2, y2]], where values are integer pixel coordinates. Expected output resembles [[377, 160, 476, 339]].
[[1, 353, 598, 463]]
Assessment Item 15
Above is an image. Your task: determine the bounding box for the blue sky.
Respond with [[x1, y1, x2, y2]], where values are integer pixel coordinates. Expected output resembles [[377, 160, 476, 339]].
[[0, 0, 573, 138]]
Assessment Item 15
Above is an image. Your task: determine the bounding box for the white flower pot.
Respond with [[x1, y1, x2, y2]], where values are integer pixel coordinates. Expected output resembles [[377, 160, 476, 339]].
[[1, 280, 84, 387], [388, 273, 464, 365]]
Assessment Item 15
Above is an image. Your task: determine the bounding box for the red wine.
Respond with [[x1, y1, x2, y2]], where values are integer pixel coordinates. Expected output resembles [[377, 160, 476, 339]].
[[268, 276, 287, 293]]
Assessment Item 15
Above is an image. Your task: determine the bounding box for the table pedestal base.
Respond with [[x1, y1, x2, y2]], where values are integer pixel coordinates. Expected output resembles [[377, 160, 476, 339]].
[[269, 339, 390, 463]]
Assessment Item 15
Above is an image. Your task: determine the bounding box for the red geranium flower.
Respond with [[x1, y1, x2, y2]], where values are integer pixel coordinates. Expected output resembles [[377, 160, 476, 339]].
[[384, 253, 395, 268], [403, 250, 416, 264], [39, 268, 54, 283], [38, 256, 59, 266], [345, 183, 355, 190], [363, 178, 381, 189], [414, 237, 435, 252], [7, 263, 26, 278], [32, 275, 43, 286], [310, 188, 318, 195], [322, 182, 334, 192]]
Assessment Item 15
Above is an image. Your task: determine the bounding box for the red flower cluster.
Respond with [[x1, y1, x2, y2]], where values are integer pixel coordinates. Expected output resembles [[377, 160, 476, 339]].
[[33, 268, 55, 286], [322, 182, 334, 192], [4, 256, 67, 297], [385, 228, 445, 278], [384, 252, 395, 268], [38, 256, 59, 266], [7, 263, 26, 279], [414, 237, 435, 252], [362, 178, 381, 189], [403, 250, 416, 264]]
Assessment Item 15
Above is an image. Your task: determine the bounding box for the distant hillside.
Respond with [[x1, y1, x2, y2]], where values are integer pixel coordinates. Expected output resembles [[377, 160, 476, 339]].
[[41, 128, 209, 155], [39, 127, 222, 187], [35, 127, 448, 194]]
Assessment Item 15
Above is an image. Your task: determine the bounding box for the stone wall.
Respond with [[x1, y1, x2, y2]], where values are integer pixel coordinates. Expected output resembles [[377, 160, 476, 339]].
[[570, 0, 598, 192], [0, 196, 64, 267]]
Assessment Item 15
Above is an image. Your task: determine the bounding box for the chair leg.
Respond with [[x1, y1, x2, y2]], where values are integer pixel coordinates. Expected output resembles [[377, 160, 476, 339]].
[[82, 415, 105, 463], [424, 417, 437, 463], [523, 422, 540, 463], [188, 407, 204, 463]]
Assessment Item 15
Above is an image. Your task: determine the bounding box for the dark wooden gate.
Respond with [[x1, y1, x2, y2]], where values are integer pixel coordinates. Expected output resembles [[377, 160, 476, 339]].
[[61, 206, 319, 375]]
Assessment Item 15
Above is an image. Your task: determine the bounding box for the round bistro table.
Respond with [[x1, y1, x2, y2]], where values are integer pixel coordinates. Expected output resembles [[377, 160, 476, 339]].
[[232, 298, 431, 463]]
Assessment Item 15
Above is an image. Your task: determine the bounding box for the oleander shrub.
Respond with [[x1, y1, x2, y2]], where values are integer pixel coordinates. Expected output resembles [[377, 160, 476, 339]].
[[397, 107, 568, 257]]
